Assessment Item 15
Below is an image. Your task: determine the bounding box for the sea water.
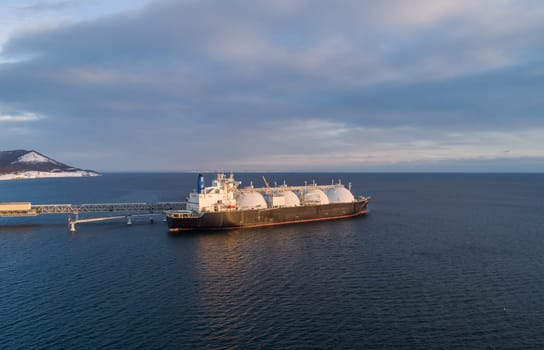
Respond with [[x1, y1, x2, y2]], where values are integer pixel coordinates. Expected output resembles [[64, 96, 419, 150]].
[[1, 173, 543, 349]]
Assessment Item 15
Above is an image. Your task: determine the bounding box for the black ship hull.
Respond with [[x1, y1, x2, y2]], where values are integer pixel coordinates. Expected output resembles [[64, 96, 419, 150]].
[[167, 199, 369, 231]]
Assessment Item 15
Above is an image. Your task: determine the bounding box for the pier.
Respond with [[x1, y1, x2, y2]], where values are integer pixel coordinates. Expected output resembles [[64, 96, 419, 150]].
[[0, 201, 185, 231]]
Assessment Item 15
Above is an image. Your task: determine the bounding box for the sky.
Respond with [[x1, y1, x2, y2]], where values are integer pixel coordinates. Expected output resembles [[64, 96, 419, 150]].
[[1, 0, 543, 172]]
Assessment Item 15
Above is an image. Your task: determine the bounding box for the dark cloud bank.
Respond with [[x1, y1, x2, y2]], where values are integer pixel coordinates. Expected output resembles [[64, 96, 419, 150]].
[[1, 0, 543, 171]]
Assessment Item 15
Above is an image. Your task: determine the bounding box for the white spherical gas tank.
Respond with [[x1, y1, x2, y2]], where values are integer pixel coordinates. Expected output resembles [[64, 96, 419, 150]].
[[235, 192, 267, 210], [303, 189, 329, 204], [325, 187, 355, 203]]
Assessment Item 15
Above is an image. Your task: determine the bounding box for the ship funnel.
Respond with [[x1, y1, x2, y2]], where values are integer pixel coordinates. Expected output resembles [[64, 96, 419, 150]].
[[197, 174, 205, 194]]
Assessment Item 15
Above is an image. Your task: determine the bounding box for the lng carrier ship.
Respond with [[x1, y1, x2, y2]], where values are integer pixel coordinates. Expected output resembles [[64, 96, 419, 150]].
[[166, 173, 369, 231]]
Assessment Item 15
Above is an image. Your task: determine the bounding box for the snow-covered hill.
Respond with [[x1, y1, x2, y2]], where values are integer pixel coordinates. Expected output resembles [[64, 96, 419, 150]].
[[12, 151, 58, 164], [0, 150, 100, 180]]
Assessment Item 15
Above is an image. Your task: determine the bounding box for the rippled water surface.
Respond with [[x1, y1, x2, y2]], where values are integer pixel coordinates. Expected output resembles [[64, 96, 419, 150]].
[[1, 173, 543, 349]]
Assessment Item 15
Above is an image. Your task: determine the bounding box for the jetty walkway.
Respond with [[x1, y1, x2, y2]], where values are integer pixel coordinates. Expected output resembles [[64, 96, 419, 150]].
[[0, 201, 185, 231]]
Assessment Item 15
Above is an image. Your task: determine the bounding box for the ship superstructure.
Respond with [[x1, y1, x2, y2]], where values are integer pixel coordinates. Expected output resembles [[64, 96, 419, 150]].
[[167, 173, 369, 231], [186, 173, 241, 212]]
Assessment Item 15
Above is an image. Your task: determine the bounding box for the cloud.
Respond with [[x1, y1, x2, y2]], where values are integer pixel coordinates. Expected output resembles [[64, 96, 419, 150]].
[[0, 112, 42, 122], [209, 120, 544, 171], [19, 1, 84, 13], [0, 0, 543, 170]]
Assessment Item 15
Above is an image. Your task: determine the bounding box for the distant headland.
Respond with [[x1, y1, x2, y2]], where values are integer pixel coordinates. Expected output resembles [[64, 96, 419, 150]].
[[0, 150, 100, 180]]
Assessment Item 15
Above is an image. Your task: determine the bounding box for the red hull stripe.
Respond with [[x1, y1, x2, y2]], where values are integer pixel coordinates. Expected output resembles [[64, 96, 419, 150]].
[[169, 209, 369, 232]]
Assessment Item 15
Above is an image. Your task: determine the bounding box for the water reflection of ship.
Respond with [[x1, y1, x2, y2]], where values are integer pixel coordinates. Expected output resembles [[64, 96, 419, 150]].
[[166, 173, 370, 231]]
